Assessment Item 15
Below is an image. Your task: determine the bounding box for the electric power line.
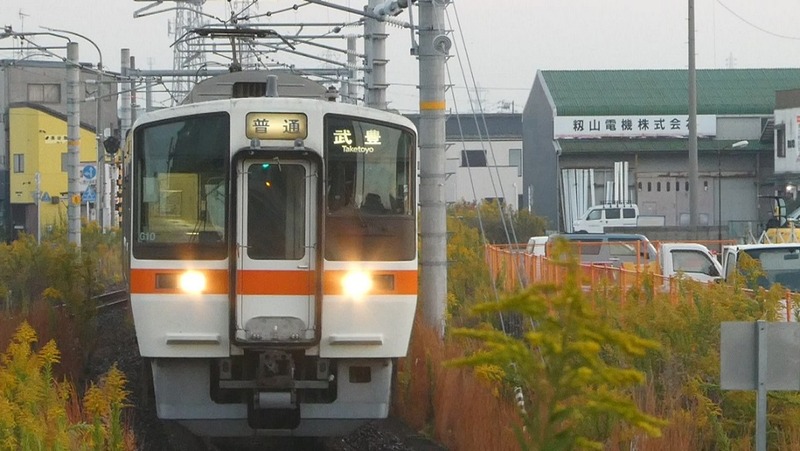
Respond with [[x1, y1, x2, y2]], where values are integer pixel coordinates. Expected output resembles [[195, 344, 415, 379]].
[[717, 0, 800, 41]]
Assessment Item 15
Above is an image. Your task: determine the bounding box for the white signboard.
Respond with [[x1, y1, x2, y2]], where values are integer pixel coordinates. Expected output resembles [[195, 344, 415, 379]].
[[554, 114, 716, 139]]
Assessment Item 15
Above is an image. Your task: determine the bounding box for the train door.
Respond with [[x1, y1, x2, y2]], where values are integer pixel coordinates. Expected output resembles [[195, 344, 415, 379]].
[[234, 158, 318, 344]]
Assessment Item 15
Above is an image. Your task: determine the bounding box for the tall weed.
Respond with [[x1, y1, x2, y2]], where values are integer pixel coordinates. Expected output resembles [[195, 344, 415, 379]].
[[398, 207, 800, 450], [0, 322, 135, 450]]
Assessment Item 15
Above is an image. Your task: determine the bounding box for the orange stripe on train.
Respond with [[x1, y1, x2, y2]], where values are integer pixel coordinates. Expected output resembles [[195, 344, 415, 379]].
[[130, 269, 418, 295]]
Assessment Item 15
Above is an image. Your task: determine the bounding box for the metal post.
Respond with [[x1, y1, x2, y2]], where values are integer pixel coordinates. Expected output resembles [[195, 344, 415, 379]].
[[66, 42, 81, 248], [35, 172, 40, 244], [345, 36, 358, 104], [688, 0, 699, 230], [718, 146, 722, 244], [130, 55, 138, 126], [755, 320, 767, 451], [96, 75, 105, 232], [418, 0, 450, 338], [146, 77, 154, 112]]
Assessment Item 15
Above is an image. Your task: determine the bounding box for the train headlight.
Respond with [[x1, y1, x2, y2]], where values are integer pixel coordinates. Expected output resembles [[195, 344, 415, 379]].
[[342, 271, 373, 299], [179, 271, 207, 294]]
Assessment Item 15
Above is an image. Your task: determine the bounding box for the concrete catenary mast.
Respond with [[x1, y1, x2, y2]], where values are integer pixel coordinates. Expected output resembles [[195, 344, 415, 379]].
[[417, 0, 449, 337], [364, 0, 389, 109], [66, 42, 81, 247]]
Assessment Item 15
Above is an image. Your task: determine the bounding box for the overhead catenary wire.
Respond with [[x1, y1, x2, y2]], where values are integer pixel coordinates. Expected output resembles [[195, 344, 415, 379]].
[[443, 2, 526, 338], [444, 5, 527, 293], [444, 4, 544, 418]]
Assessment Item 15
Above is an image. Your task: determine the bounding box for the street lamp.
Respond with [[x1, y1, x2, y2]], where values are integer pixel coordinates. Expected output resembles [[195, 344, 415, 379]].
[[718, 140, 749, 245]]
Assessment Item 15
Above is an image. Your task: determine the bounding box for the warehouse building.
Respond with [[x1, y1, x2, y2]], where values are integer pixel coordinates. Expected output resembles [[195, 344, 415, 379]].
[[523, 69, 800, 240]]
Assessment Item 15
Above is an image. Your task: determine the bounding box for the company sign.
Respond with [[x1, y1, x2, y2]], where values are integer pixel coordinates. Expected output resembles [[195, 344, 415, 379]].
[[554, 115, 716, 139]]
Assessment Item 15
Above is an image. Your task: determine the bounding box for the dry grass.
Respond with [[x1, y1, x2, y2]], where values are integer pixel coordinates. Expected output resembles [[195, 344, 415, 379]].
[[0, 300, 86, 381], [394, 316, 521, 451], [1, 306, 137, 450]]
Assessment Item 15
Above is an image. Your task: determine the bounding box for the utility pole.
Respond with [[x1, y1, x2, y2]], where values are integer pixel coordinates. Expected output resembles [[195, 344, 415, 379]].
[[418, 0, 450, 338], [66, 42, 81, 247], [688, 0, 699, 230], [41, 27, 107, 232], [364, 0, 388, 109], [121, 49, 132, 146]]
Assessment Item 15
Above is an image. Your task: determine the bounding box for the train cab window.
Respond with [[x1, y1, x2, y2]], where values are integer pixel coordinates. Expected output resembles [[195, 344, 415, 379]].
[[132, 112, 230, 259], [246, 163, 306, 260], [324, 115, 416, 261]]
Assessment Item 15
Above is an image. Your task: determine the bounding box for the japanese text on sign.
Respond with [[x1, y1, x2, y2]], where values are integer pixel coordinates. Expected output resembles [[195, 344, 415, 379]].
[[554, 115, 716, 139], [246, 113, 308, 140], [332, 128, 382, 153]]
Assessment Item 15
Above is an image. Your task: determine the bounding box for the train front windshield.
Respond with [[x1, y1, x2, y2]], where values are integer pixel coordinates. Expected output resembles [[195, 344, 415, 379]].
[[132, 113, 230, 260], [325, 115, 416, 261]]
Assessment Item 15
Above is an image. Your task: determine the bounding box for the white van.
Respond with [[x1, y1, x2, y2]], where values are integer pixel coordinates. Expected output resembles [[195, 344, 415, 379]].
[[547, 232, 657, 268], [572, 203, 639, 233]]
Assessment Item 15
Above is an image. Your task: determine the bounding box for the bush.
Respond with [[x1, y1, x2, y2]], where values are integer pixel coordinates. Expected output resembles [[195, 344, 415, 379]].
[[397, 206, 800, 450], [449, 246, 665, 450], [0, 321, 135, 450]]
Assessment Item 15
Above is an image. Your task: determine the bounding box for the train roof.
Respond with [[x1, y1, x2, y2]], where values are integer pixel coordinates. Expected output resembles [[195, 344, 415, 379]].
[[181, 70, 331, 104]]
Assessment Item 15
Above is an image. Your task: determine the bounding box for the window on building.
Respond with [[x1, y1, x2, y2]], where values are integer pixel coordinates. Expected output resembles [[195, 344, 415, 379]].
[[61, 153, 68, 172], [28, 83, 61, 104], [508, 148, 522, 176], [777, 124, 786, 158], [13, 154, 24, 173], [666, 181, 671, 192], [676, 181, 680, 192], [461, 149, 487, 167], [647, 182, 652, 192], [685, 181, 689, 191], [657, 182, 661, 192]]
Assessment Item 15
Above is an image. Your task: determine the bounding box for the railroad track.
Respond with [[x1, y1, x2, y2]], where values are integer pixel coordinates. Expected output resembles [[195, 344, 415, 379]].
[[94, 289, 128, 309]]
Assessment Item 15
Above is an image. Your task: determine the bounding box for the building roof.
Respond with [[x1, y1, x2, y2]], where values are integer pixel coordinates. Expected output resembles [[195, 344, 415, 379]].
[[540, 69, 800, 116], [10, 102, 99, 132], [405, 113, 522, 140]]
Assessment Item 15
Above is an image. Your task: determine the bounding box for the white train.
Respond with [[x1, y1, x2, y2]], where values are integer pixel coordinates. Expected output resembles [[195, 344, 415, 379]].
[[122, 71, 418, 437]]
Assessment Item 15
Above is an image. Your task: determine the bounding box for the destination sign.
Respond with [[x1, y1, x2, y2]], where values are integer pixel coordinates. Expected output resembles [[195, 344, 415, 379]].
[[331, 128, 383, 153], [246, 113, 308, 140]]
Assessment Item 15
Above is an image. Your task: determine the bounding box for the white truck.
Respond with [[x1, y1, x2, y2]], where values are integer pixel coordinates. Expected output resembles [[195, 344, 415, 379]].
[[659, 242, 723, 283], [720, 243, 800, 292], [718, 243, 800, 321]]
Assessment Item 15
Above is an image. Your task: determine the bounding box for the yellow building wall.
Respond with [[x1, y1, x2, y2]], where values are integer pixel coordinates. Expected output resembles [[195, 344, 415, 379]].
[[9, 107, 99, 229]]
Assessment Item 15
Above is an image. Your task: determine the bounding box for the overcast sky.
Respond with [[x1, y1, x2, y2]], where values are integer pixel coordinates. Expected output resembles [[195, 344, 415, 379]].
[[3, 0, 800, 113]]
